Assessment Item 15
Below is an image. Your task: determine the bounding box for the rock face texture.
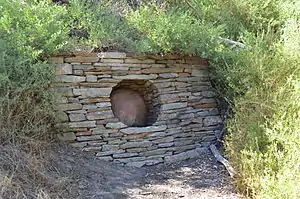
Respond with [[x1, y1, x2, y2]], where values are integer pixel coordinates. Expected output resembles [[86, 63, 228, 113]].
[[51, 52, 223, 166]]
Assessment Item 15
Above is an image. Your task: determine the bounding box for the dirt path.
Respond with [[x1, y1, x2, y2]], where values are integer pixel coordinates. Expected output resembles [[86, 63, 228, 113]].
[[49, 144, 240, 199]]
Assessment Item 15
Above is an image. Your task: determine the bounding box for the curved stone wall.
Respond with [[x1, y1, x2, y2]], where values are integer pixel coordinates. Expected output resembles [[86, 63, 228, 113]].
[[51, 52, 223, 167]]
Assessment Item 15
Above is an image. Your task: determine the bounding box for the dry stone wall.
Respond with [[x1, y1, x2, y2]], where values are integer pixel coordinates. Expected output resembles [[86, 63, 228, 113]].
[[51, 52, 223, 167]]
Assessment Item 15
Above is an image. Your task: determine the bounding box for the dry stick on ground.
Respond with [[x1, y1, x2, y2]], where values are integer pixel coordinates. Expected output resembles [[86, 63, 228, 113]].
[[210, 144, 236, 178]]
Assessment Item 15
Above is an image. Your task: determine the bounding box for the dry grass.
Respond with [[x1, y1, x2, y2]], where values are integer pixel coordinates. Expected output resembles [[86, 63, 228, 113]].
[[0, 89, 74, 199]]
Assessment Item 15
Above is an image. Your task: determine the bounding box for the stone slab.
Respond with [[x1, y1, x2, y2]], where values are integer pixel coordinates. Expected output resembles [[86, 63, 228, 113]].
[[73, 88, 112, 97], [120, 125, 167, 134]]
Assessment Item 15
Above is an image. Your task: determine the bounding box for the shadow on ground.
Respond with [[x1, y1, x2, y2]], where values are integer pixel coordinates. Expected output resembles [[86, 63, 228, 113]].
[[48, 143, 240, 199]]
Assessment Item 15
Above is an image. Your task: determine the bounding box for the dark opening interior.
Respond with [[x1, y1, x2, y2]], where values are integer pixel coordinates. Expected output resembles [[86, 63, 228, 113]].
[[110, 79, 160, 127]]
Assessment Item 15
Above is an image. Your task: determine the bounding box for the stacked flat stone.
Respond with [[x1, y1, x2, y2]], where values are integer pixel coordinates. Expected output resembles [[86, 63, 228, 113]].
[[51, 52, 223, 167]]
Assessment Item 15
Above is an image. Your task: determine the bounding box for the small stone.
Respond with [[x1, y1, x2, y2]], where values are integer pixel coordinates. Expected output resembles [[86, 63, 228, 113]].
[[55, 64, 72, 75], [96, 150, 125, 156], [161, 102, 187, 110], [140, 148, 167, 156], [69, 114, 86, 122], [86, 110, 114, 120], [97, 52, 126, 59], [158, 142, 174, 148], [55, 87, 74, 97], [113, 153, 138, 158], [73, 64, 94, 70], [96, 102, 111, 108], [120, 125, 167, 134], [106, 122, 127, 129], [111, 66, 129, 71], [101, 58, 124, 63], [152, 136, 174, 144], [97, 156, 113, 161], [57, 103, 82, 111], [125, 58, 155, 64], [76, 135, 102, 141], [86, 75, 97, 82], [56, 75, 86, 83], [82, 146, 102, 152], [57, 132, 76, 141], [102, 144, 119, 151], [73, 88, 112, 97], [159, 73, 179, 78], [203, 116, 222, 126], [65, 56, 99, 63], [147, 131, 166, 137], [120, 141, 152, 149], [69, 121, 96, 128], [112, 74, 158, 80]]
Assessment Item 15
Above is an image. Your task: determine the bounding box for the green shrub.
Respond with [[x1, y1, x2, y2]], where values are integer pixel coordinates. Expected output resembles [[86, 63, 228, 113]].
[[0, 0, 69, 59]]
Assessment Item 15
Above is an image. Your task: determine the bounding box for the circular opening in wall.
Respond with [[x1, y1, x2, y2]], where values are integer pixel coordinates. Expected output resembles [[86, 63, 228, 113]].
[[110, 79, 160, 127]]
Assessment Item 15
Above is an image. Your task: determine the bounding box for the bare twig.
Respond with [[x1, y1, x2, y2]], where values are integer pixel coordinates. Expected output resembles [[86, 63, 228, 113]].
[[183, 0, 201, 20], [210, 144, 236, 178]]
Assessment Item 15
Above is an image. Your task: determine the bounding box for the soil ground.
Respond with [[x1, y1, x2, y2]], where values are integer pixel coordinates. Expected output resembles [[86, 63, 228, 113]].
[[48, 144, 241, 199]]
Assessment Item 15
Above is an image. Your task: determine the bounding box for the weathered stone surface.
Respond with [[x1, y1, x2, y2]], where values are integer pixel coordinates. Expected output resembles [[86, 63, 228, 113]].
[[102, 144, 119, 151], [75, 131, 92, 136], [120, 125, 167, 134], [97, 156, 113, 161], [55, 64, 72, 75], [203, 116, 222, 126], [140, 148, 167, 156], [111, 88, 148, 127], [106, 122, 127, 129], [82, 146, 102, 152], [120, 141, 152, 149], [141, 68, 182, 74], [96, 150, 125, 156], [112, 74, 158, 80], [158, 142, 174, 148], [125, 58, 155, 64], [86, 110, 114, 120], [147, 131, 166, 137], [159, 73, 179, 78], [57, 132, 76, 141], [161, 102, 187, 110], [113, 153, 138, 158], [56, 87, 74, 97], [111, 66, 129, 71], [76, 135, 102, 141], [57, 103, 82, 111], [69, 121, 96, 128], [152, 136, 174, 144], [69, 113, 86, 122], [86, 75, 97, 82], [56, 75, 86, 83], [101, 58, 124, 63], [65, 56, 99, 63], [98, 52, 126, 59], [73, 88, 112, 97], [96, 102, 111, 108]]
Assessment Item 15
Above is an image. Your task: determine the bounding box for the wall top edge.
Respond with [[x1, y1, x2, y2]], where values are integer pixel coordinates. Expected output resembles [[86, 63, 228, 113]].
[[46, 51, 208, 63]]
